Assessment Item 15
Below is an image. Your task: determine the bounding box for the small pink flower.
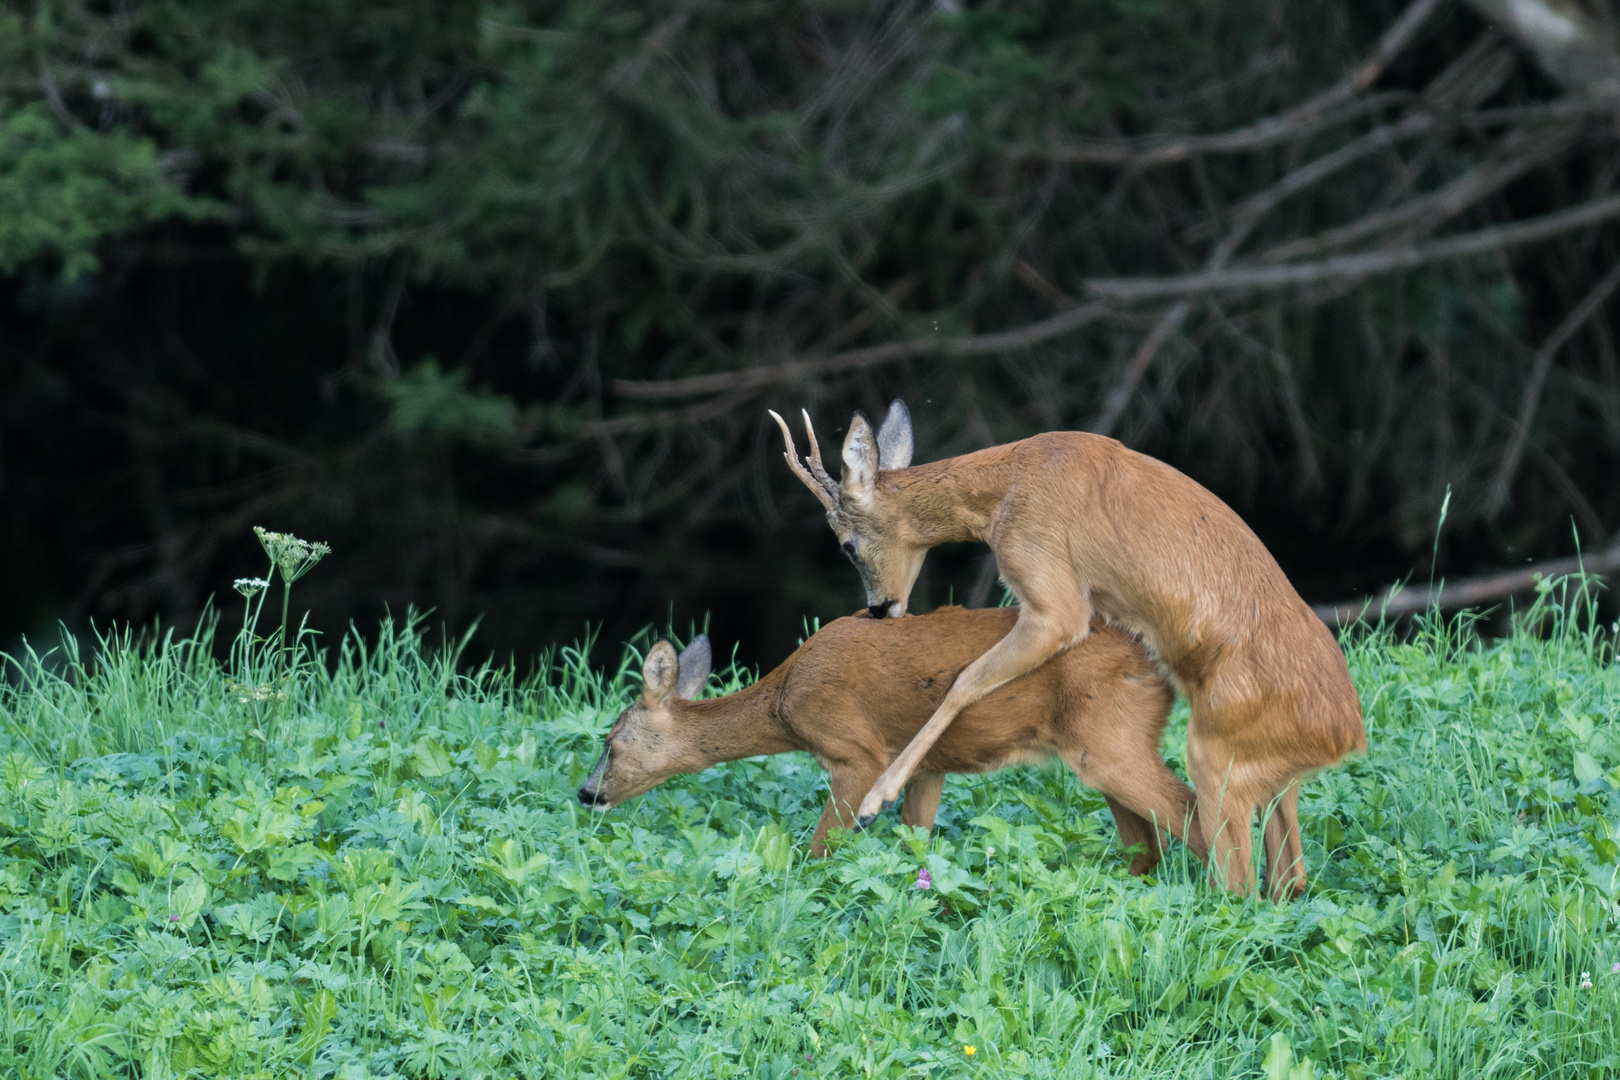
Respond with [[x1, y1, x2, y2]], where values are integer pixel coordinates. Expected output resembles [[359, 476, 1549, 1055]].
[[1612, 962, 1620, 974], [915, 868, 932, 890], [804, 1052, 813, 1062], [168, 914, 180, 922]]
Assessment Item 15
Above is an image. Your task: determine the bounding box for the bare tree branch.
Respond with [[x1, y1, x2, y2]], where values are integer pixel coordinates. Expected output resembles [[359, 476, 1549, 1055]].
[[1090, 302, 1188, 436], [1087, 193, 1620, 302], [1084, 35, 1527, 434], [609, 192, 1620, 412], [1013, 259, 1079, 311], [1025, 94, 1409, 167], [1256, 123, 1581, 263], [608, 300, 1111, 401], [1487, 257, 1620, 511], [1314, 540, 1620, 623], [1465, 0, 1620, 98], [1022, 0, 1445, 167], [37, 61, 79, 129]]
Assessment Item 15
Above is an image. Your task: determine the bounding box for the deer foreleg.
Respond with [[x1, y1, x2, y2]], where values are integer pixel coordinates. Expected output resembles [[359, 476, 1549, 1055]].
[[855, 610, 1079, 824], [811, 761, 885, 856]]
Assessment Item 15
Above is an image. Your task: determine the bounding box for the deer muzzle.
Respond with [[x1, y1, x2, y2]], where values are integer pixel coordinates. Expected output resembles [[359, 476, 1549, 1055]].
[[577, 751, 613, 811]]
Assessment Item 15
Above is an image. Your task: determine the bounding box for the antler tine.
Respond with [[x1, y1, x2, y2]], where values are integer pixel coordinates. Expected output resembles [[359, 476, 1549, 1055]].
[[799, 409, 841, 498], [768, 410, 840, 513]]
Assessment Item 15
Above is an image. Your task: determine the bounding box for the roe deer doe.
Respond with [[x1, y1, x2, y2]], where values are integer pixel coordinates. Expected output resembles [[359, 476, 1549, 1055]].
[[578, 606, 1202, 872], [770, 402, 1363, 899]]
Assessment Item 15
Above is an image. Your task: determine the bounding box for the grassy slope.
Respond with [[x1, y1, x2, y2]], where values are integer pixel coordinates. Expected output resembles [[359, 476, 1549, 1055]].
[[0, 602, 1618, 1080]]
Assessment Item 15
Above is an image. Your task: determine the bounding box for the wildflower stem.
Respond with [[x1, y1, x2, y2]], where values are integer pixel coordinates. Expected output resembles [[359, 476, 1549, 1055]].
[[279, 579, 292, 662]]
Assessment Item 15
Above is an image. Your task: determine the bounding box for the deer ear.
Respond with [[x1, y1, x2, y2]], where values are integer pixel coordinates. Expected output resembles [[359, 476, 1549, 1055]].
[[676, 634, 712, 700], [641, 640, 680, 702], [876, 399, 913, 470], [841, 411, 878, 501]]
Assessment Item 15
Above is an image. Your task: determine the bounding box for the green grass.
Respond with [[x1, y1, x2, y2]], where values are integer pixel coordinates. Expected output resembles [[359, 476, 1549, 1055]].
[[1, 595, 1618, 1080]]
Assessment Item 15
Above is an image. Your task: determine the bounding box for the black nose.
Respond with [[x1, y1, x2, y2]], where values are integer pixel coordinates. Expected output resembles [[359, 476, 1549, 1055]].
[[867, 601, 891, 619], [577, 786, 603, 806]]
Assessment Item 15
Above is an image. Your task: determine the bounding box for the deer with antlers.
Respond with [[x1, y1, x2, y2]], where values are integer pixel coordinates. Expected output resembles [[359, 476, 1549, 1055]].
[[769, 401, 1364, 899]]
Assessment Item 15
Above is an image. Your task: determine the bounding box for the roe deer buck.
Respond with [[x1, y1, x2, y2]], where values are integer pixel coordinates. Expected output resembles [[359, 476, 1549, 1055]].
[[578, 606, 1202, 872], [769, 402, 1364, 899]]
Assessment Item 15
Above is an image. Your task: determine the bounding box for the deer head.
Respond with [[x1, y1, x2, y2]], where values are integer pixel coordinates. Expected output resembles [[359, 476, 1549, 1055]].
[[769, 400, 924, 618], [577, 635, 712, 809]]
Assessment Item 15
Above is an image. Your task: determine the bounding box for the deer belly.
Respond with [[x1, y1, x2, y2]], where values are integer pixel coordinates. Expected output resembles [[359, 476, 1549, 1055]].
[[917, 692, 1055, 774]]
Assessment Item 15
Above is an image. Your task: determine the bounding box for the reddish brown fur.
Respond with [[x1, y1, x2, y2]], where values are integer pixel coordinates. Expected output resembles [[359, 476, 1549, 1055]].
[[579, 606, 1204, 873], [784, 419, 1365, 899]]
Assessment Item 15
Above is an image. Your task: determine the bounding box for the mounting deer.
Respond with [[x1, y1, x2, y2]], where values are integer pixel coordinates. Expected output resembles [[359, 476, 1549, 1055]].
[[769, 402, 1364, 899], [578, 606, 1203, 873]]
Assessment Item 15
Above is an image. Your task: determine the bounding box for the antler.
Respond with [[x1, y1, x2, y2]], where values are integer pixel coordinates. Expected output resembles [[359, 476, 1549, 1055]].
[[768, 409, 841, 514]]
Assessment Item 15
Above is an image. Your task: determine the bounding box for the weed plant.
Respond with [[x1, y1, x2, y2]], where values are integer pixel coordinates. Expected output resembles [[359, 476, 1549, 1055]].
[[0, 575, 1618, 1077]]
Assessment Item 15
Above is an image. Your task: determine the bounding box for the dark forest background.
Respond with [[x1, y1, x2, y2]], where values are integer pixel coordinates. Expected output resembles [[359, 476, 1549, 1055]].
[[8, 0, 1620, 669]]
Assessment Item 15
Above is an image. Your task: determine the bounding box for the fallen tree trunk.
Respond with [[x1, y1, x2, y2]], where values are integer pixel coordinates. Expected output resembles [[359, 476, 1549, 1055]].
[[1313, 543, 1620, 624]]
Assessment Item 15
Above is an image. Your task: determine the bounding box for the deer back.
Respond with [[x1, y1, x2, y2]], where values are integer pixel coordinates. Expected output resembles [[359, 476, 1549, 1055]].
[[778, 606, 1173, 775]]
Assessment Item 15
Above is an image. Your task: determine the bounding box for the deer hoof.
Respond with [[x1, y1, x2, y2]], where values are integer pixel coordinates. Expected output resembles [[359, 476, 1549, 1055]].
[[855, 813, 877, 830]]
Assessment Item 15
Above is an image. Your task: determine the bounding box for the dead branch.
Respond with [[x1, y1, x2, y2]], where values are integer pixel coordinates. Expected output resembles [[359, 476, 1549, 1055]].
[[607, 299, 1111, 401], [1465, 0, 1620, 98], [1026, 94, 1407, 167], [610, 192, 1620, 410], [1086, 35, 1514, 433], [1014, 260, 1079, 311], [1090, 302, 1188, 436], [1488, 258, 1620, 511], [1087, 194, 1620, 302], [1314, 541, 1620, 623], [1022, 0, 1444, 167], [1256, 124, 1581, 263], [37, 61, 79, 129]]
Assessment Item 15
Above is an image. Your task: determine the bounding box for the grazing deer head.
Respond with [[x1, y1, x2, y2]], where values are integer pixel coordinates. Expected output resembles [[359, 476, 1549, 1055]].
[[577, 635, 712, 809], [769, 400, 921, 618]]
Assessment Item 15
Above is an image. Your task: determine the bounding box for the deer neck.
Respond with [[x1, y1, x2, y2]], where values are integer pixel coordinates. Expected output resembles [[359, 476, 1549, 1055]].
[[671, 669, 798, 767], [884, 455, 1011, 546]]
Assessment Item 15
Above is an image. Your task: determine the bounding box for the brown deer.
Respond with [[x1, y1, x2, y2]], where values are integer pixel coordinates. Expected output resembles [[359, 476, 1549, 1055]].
[[769, 402, 1364, 899], [578, 606, 1204, 873]]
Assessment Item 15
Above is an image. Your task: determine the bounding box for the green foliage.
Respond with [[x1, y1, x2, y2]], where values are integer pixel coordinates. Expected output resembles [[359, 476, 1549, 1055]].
[[381, 360, 521, 449], [2, 593, 1619, 1077], [0, 103, 201, 276], [10, 0, 1607, 657]]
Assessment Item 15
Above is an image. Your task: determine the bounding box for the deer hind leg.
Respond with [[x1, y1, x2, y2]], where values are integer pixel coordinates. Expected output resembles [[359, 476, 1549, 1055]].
[[1186, 737, 1258, 896], [856, 607, 1081, 824], [1103, 796, 1162, 876], [1261, 783, 1306, 902], [810, 761, 885, 857], [899, 772, 946, 834], [1074, 750, 1203, 874]]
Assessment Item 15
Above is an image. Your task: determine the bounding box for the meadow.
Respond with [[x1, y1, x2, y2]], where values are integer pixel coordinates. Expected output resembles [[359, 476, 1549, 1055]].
[[1, 582, 1619, 1078]]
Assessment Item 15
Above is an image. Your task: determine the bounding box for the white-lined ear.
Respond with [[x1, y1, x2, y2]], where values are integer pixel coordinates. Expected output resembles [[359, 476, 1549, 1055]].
[[841, 411, 879, 502], [876, 399, 913, 470], [676, 635, 712, 700], [641, 640, 680, 702]]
